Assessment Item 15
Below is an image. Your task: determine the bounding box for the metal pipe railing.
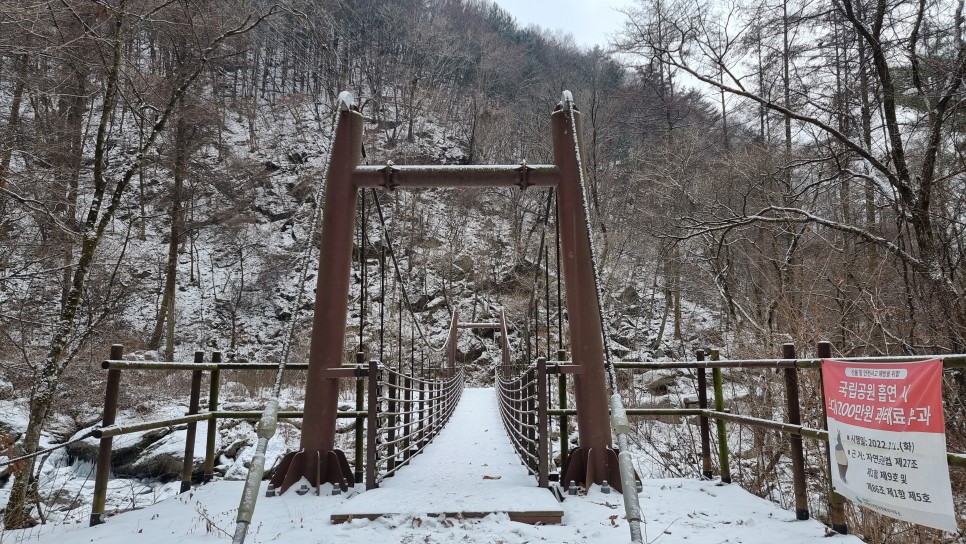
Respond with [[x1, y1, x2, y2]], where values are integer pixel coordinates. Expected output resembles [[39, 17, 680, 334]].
[[90, 348, 469, 526], [611, 393, 643, 543], [497, 358, 550, 486], [369, 365, 464, 485]]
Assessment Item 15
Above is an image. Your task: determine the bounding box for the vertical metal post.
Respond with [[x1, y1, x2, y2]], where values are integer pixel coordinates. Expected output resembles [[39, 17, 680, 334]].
[[203, 351, 221, 483], [446, 311, 458, 378], [818, 340, 848, 534], [91, 344, 123, 526], [557, 349, 569, 474], [550, 97, 612, 482], [526, 367, 536, 470], [379, 245, 385, 362], [537, 358, 549, 487], [299, 100, 364, 456], [386, 371, 397, 475], [514, 376, 522, 451], [418, 380, 426, 448], [782, 343, 809, 520], [544, 234, 551, 359], [359, 191, 367, 352], [403, 373, 412, 463], [366, 360, 379, 490], [427, 380, 436, 441], [435, 381, 441, 435], [534, 291, 540, 362], [180, 351, 205, 493], [710, 350, 731, 484], [354, 351, 365, 483], [696, 350, 712, 479]]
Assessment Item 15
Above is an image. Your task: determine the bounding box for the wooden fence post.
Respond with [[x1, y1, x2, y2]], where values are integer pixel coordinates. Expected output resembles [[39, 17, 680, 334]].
[[180, 351, 205, 493], [696, 349, 712, 479], [710, 349, 731, 484], [203, 351, 221, 483], [782, 343, 809, 520], [817, 341, 848, 534], [90, 344, 123, 526]]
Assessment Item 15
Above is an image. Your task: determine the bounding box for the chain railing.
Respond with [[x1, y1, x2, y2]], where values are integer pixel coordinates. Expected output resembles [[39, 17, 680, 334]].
[[366, 361, 463, 488], [497, 357, 549, 487]]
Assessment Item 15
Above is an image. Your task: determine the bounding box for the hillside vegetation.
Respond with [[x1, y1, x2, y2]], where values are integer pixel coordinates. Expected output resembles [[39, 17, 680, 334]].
[[2, 0, 965, 539]]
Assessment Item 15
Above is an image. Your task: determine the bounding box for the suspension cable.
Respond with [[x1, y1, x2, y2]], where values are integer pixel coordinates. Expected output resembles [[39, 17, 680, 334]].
[[562, 91, 643, 544], [561, 91, 616, 390], [370, 188, 444, 353], [556, 200, 563, 354], [527, 189, 554, 362], [231, 91, 348, 544], [358, 190, 367, 353]]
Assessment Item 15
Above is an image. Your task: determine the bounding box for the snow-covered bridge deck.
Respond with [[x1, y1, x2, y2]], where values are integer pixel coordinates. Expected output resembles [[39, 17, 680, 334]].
[[6, 388, 866, 543], [330, 387, 564, 524]]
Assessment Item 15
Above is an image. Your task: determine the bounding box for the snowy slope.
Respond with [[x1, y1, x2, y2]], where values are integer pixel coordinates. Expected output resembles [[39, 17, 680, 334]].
[[1, 389, 863, 544]]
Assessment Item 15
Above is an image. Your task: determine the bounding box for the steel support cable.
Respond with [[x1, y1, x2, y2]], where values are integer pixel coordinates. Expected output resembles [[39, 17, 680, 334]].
[[562, 92, 643, 544], [526, 189, 555, 362], [359, 190, 367, 353], [0, 430, 96, 469], [231, 92, 347, 544], [556, 203, 563, 353], [370, 188, 444, 353]]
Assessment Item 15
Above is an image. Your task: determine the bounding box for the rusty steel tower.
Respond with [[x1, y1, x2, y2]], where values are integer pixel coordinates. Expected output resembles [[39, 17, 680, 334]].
[[271, 92, 619, 493]]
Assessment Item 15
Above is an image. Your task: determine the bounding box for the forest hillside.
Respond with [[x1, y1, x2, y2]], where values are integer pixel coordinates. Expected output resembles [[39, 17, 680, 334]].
[[1, 0, 965, 540]]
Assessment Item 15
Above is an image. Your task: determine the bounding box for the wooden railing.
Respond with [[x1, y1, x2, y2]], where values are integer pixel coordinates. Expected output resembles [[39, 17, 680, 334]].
[[89, 345, 462, 525], [544, 341, 966, 536]]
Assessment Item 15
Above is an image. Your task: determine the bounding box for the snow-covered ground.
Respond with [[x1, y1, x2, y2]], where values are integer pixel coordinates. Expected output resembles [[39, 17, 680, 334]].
[[1, 388, 863, 544]]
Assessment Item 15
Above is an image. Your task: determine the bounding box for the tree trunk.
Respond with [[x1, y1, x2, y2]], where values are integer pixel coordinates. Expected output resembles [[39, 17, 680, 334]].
[[0, 53, 27, 190], [150, 112, 188, 359]]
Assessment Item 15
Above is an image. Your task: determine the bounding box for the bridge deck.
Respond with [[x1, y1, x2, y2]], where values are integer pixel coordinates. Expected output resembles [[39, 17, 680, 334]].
[[330, 387, 563, 524]]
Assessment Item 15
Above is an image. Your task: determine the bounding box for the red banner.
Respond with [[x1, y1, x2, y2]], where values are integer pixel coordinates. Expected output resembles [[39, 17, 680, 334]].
[[822, 359, 943, 433], [822, 358, 956, 532]]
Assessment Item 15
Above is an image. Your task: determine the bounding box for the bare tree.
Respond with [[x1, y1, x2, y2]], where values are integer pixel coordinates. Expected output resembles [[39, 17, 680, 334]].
[[1, 1, 275, 527], [620, 0, 966, 351]]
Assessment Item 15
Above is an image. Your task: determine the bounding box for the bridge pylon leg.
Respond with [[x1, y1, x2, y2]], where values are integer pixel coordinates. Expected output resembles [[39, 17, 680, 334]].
[[270, 97, 363, 495], [550, 99, 622, 491]]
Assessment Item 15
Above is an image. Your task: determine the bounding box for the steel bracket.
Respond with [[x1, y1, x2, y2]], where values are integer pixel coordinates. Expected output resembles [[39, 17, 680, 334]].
[[515, 161, 533, 191], [549, 364, 583, 375], [381, 161, 399, 190]]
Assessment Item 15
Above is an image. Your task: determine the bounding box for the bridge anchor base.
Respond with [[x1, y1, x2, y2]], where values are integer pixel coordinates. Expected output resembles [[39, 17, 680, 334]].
[[560, 447, 640, 494], [269, 449, 353, 495]]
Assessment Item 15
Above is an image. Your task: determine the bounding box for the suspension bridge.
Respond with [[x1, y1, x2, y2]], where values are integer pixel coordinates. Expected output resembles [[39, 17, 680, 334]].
[[35, 91, 965, 543], [250, 89, 637, 540]]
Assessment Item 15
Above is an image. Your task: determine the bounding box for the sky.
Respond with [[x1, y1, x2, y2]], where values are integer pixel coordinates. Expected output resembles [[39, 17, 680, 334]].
[[493, 0, 639, 50]]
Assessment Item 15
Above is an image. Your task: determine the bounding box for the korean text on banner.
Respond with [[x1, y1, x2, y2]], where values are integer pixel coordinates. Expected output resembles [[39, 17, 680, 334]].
[[822, 358, 956, 532]]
